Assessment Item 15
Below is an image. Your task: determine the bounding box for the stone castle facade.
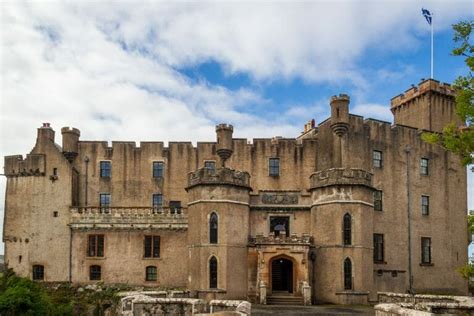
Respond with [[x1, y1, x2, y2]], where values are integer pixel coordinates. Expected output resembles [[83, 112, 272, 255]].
[[2, 79, 468, 304]]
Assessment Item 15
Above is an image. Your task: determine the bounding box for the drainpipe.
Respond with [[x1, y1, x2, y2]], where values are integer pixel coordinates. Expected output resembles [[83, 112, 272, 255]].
[[84, 156, 89, 206], [405, 146, 414, 294], [69, 227, 73, 283]]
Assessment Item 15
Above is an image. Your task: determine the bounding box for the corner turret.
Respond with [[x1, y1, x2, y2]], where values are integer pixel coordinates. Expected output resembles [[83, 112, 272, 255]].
[[61, 127, 80, 162], [330, 94, 350, 137], [216, 124, 233, 167]]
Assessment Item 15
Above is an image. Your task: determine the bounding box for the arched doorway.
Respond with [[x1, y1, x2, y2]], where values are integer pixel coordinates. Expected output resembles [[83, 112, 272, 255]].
[[271, 257, 293, 293]]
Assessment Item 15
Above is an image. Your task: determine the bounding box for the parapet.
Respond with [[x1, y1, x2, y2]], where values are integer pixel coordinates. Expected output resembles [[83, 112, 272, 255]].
[[215, 123, 234, 132], [186, 167, 251, 190], [391, 79, 456, 110], [309, 168, 373, 190], [330, 94, 350, 104], [4, 154, 46, 177], [61, 127, 80, 136]]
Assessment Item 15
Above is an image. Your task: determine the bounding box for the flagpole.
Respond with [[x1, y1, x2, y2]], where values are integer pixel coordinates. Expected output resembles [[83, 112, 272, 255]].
[[431, 13, 434, 79]]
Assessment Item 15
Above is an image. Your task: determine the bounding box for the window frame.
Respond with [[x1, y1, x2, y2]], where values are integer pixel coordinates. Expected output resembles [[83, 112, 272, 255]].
[[209, 256, 218, 289], [420, 158, 429, 175], [144, 235, 161, 258], [88, 234, 105, 257], [373, 150, 383, 168], [152, 161, 164, 178], [99, 161, 111, 178], [268, 158, 280, 177], [373, 234, 384, 264], [169, 201, 182, 215], [152, 193, 163, 212], [99, 193, 111, 213], [343, 258, 352, 290], [343, 213, 352, 246], [421, 195, 430, 215], [32, 265, 44, 281], [421, 237, 432, 264], [204, 160, 216, 174], [89, 265, 102, 281], [209, 212, 218, 244], [145, 266, 158, 281], [374, 190, 383, 211]]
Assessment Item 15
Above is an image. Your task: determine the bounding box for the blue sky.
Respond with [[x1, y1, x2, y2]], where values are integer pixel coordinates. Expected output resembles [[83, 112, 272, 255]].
[[0, 1, 473, 255]]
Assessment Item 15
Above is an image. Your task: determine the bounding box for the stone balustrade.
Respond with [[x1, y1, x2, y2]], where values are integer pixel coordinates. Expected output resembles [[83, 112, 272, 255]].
[[69, 207, 188, 231], [310, 168, 372, 189], [249, 232, 312, 245], [187, 167, 251, 190]]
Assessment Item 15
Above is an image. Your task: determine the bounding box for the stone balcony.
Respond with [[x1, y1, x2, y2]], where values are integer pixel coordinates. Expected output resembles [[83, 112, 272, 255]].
[[309, 168, 373, 190], [187, 167, 251, 190], [248, 232, 313, 246], [69, 207, 188, 231]]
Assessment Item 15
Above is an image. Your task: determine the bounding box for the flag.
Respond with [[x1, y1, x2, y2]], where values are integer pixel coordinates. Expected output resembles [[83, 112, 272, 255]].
[[422, 8, 432, 25]]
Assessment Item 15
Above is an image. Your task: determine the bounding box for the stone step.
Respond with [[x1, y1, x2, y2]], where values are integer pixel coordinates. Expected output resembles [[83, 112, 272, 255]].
[[267, 295, 304, 305]]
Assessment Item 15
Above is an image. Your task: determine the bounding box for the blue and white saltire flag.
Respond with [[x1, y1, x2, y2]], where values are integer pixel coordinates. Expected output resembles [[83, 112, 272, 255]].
[[422, 8, 432, 25]]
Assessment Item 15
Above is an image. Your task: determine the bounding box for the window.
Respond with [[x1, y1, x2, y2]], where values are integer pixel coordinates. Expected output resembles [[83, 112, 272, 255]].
[[420, 158, 429, 175], [373, 234, 384, 263], [89, 265, 101, 280], [421, 237, 431, 264], [146, 266, 157, 281], [144, 236, 160, 258], [53, 168, 58, 176], [209, 212, 218, 244], [344, 258, 352, 290], [100, 193, 111, 212], [270, 216, 290, 237], [204, 161, 216, 174], [209, 256, 218, 289], [373, 150, 383, 168], [343, 213, 351, 245], [100, 161, 111, 178], [169, 201, 181, 215], [32, 265, 44, 280], [152, 194, 163, 212], [153, 161, 164, 178], [421, 195, 430, 215], [269, 158, 280, 176], [88, 235, 104, 257], [374, 190, 383, 211]]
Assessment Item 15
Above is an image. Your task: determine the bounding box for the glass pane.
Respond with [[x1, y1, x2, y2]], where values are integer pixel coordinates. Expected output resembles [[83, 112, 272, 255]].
[[144, 236, 152, 257]]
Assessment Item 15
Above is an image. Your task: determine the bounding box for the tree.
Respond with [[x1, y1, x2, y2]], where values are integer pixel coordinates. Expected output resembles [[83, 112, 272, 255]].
[[422, 20, 474, 166]]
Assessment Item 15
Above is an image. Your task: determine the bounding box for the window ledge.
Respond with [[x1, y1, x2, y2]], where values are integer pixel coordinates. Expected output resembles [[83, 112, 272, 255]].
[[142, 257, 161, 260], [419, 263, 434, 266], [374, 261, 387, 265], [86, 257, 106, 260]]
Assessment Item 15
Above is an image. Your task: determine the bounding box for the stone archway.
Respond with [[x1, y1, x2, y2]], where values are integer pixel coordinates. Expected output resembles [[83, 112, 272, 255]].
[[270, 256, 294, 293]]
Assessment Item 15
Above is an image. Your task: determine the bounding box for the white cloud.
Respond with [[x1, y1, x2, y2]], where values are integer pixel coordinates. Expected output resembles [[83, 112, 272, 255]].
[[352, 103, 393, 122]]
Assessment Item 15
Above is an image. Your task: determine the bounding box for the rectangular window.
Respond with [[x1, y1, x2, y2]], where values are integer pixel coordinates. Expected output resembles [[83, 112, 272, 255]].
[[421, 195, 429, 215], [373, 234, 384, 263], [100, 161, 111, 178], [89, 265, 101, 280], [100, 193, 111, 213], [269, 158, 280, 176], [152, 194, 163, 212], [169, 201, 181, 215], [204, 161, 216, 174], [270, 216, 290, 236], [146, 266, 157, 281], [153, 161, 164, 178], [421, 237, 431, 264], [374, 190, 383, 211], [420, 158, 429, 175], [32, 265, 44, 280], [144, 236, 160, 258], [88, 235, 104, 257], [373, 150, 383, 168]]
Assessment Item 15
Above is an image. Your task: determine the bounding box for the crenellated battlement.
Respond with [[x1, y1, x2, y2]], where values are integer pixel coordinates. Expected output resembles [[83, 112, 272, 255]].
[[330, 94, 350, 103], [216, 123, 234, 132], [187, 167, 251, 190], [61, 127, 80, 136], [309, 168, 373, 190], [4, 154, 46, 177], [391, 79, 456, 109]]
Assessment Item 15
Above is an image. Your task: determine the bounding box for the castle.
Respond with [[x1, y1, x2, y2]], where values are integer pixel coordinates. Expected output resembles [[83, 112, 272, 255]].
[[2, 79, 468, 305]]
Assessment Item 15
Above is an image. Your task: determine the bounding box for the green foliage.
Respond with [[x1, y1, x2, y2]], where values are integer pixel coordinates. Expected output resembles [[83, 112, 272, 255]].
[[422, 20, 474, 166]]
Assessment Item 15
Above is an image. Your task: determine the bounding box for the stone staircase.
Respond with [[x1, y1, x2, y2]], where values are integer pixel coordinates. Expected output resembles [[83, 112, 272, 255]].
[[267, 295, 304, 305]]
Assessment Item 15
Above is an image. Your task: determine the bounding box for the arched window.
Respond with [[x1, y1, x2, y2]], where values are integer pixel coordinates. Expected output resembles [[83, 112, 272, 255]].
[[344, 258, 352, 290], [146, 266, 157, 281], [209, 256, 218, 289], [343, 213, 351, 245], [209, 212, 218, 244]]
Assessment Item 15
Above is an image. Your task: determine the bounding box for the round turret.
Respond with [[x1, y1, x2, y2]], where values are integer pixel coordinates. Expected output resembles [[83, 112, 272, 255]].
[[330, 94, 350, 137], [216, 124, 233, 167], [61, 127, 80, 162]]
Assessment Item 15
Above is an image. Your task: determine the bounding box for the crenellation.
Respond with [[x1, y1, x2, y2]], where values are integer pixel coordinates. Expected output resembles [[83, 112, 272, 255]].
[[4, 154, 46, 176]]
